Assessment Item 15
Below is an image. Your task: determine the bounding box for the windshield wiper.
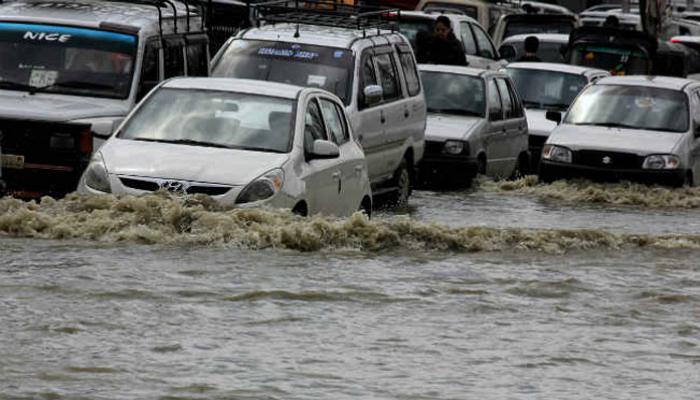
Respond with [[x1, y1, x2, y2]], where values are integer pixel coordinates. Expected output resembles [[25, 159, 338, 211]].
[[428, 108, 482, 117], [522, 100, 541, 108], [0, 80, 35, 91], [131, 137, 233, 149]]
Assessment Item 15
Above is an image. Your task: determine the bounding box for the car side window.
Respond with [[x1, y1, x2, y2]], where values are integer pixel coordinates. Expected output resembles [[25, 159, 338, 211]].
[[374, 52, 401, 102], [359, 52, 378, 110], [305, 98, 327, 154], [488, 79, 503, 121], [319, 98, 347, 145], [459, 22, 478, 55], [137, 38, 161, 101], [496, 78, 514, 119], [472, 24, 496, 59], [505, 79, 524, 118], [693, 92, 700, 125], [398, 48, 421, 97], [185, 35, 209, 77], [163, 38, 186, 79]]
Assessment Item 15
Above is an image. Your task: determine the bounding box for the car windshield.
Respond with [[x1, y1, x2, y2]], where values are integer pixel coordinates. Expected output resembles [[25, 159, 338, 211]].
[[0, 22, 136, 99], [570, 44, 649, 76], [505, 68, 588, 110], [420, 70, 485, 117], [500, 40, 567, 63], [398, 19, 434, 50], [565, 85, 689, 133], [212, 39, 354, 104], [118, 88, 295, 153], [503, 20, 574, 39]]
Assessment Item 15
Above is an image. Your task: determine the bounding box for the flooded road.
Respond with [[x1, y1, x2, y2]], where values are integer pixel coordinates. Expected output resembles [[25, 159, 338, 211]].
[[2, 178, 700, 399]]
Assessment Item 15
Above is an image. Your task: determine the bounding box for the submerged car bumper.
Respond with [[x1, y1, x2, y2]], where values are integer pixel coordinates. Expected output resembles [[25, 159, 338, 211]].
[[539, 160, 686, 186]]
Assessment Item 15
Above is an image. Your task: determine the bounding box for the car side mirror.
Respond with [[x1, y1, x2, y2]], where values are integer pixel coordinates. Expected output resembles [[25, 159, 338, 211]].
[[363, 85, 383, 107], [546, 110, 562, 124], [310, 139, 340, 159], [498, 45, 516, 61]]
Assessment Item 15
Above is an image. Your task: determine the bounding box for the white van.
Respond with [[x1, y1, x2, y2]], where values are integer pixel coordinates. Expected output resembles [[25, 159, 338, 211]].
[[211, 5, 426, 205]]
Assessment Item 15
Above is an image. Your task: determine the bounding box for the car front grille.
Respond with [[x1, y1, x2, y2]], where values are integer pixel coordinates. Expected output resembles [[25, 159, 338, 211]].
[[119, 177, 232, 196], [574, 150, 644, 169]]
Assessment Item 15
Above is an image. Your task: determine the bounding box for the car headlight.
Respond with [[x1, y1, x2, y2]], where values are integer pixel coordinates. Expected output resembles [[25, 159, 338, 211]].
[[84, 152, 111, 193], [235, 169, 285, 204], [444, 140, 467, 155], [642, 154, 680, 170], [542, 144, 572, 163]]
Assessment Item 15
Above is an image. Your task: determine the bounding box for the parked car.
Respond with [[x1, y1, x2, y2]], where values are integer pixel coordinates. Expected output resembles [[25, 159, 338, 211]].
[[417, 64, 529, 187], [415, 0, 522, 31], [498, 33, 569, 63], [211, 4, 426, 206], [540, 75, 700, 187], [0, 0, 210, 199], [490, 13, 578, 45], [504, 62, 608, 169], [78, 78, 373, 217], [398, 11, 505, 69]]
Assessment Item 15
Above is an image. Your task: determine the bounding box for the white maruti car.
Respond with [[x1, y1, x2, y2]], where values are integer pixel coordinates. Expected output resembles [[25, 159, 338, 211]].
[[504, 62, 609, 169], [541, 76, 700, 187], [78, 78, 372, 216]]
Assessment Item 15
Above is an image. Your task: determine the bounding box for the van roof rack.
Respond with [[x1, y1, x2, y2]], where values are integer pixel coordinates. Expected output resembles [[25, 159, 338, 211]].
[[252, 0, 400, 32], [99, 0, 206, 35]]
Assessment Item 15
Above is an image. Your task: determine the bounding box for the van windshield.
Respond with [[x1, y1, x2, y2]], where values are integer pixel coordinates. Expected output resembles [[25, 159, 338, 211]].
[[0, 22, 136, 99], [212, 39, 354, 105]]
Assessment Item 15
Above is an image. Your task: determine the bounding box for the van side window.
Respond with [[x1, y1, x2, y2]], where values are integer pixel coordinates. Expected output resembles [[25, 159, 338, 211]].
[[487, 79, 503, 121], [359, 53, 378, 109], [459, 22, 478, 55], [374, 53, 400, 102], [304, 98, 327, 154], [137, 38, 161, 101], [319, 98, 348, 145], [472, 25, 496, 59], [398, 49, 421, 97], [163, 38, 186, 79], [496, 79, 514, 119], [185, 35, 209, 76]]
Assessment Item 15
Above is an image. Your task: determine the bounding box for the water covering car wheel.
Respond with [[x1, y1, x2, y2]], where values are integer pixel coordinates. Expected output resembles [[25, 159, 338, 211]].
[[387, 159, 411, 207]]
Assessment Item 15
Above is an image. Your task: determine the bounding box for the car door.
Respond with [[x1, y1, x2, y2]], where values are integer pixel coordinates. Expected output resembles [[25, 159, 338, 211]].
[[497, 77, 528, 174], [318, 95, 365, 215], [354, 47, 389, 184], [471, 23, 504, 70], [485, 78, 507, 177], [458, 21, 488, 69], [302, 97, 342, 215]]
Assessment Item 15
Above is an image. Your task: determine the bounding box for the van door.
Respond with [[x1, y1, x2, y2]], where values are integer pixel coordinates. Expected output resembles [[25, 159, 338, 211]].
[[396, 44, 426, 162], [496, 77, 527, 175], [354, 48, 387, 184], [485, 78, 507, 177]]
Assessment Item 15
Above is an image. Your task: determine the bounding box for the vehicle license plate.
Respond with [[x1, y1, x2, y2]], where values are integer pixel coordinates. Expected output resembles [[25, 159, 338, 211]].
[[1, 154, 25, 169], [29, 69, 58, 88]]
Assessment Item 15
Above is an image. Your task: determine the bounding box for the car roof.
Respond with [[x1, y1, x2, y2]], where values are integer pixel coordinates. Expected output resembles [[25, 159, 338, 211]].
[[595, 75, 698, 91], [417, 63, 503, 77], [399, 10, 480, 25], [506, 62, 607, 75], [241, 23, 404, 49], [0, 0, 193, 32], [501, 33, 570, 43], [163, 78, 305, 99]]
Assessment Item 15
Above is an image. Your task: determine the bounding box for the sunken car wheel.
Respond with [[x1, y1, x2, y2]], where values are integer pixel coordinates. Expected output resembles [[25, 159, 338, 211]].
[[387, 159, 411, 207]]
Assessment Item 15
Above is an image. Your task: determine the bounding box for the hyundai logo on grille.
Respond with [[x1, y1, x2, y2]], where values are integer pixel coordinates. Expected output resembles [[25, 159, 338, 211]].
[[161, 180, 188, 194], [602, 156, 612, 165]]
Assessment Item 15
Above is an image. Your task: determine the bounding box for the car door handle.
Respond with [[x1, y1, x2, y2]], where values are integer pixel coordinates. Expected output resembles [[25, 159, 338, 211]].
[[380, 110, 386, 124], [404, 109, 410, 118], [332, 171, 341, 179]]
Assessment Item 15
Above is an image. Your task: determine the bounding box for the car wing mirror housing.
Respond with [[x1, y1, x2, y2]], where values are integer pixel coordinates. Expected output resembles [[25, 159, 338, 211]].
[[363, 85, 383, 107], [310, 139, 340, 159], [546, 110, 562, 124]]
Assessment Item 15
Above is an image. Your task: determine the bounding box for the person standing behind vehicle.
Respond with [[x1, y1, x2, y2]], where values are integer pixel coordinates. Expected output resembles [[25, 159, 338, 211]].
[[517, 36, 542, 62], [416, 16, 468, 66]]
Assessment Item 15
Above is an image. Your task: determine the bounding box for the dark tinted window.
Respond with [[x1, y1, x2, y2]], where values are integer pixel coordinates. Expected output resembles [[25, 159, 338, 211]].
[[185, 36, 209, 76], [212, 39, 354, 104], [487, 79, 503, 121], [496, 78, 514, 119], [399, 51, 421, 96], [138, 39, 160, 101], [163, 39, 185, 79], [374, 52, 400, 101], [504, 21, 574, 39]]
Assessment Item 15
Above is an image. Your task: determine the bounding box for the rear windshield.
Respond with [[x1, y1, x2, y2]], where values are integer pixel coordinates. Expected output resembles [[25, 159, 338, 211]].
[[398, 19, 434, 51], [500, 40, 567, 63], [0, 22, 136, 99], [420, 70, 485, 117], [503, 20, 574, 39], [570, 44, 649, 76], [212, 39, 354, 104]]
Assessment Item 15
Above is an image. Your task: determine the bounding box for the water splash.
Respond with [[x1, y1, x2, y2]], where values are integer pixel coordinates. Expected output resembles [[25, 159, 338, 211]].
[[482, 176, 700, 209], [2, 193, 700, 253]]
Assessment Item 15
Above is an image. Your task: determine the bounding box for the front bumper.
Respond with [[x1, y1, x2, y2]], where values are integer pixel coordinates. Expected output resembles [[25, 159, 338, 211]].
[[418, 155, 479, 184], [539, 160, 686, 186]]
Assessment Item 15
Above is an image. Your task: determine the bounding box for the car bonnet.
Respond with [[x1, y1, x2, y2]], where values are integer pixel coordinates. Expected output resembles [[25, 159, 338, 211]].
[[547, 124, 684, 155], [425, 114, 483, 141]]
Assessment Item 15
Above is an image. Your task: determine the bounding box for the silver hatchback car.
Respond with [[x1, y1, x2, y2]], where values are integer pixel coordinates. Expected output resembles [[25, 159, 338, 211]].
[[541, 76, 700, 187]]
